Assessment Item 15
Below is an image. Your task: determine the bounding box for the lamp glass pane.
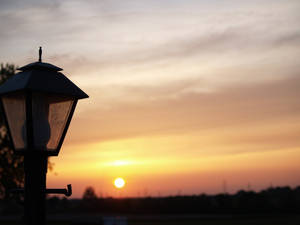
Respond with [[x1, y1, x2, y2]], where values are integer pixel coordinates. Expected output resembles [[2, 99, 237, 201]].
[[32, 93, 74, 151], [1, 93, 26, 150]]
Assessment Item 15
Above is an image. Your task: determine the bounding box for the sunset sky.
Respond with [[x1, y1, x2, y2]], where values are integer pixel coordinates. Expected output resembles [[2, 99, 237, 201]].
[[0, 0, 300, 198]]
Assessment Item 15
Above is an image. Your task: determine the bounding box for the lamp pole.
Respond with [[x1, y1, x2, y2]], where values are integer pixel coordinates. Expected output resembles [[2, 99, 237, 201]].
[[24, 154, 48, 225]]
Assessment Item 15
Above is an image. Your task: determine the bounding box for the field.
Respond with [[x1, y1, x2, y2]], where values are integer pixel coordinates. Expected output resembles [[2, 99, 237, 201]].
[[129, 216, 300, 225], [1, 214, 300, 225]]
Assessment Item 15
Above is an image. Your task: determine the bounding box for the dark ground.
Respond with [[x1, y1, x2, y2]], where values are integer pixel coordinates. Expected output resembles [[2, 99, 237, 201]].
[[0, 213, 300, 225], [1, 186, 300, 224]]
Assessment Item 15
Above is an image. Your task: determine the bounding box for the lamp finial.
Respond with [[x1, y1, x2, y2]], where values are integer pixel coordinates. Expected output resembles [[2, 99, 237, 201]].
[[39, 47, 42, 62]]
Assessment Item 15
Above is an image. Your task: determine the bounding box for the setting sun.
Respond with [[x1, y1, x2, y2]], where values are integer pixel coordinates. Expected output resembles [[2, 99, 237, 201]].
[[114, 178, 125, 189]]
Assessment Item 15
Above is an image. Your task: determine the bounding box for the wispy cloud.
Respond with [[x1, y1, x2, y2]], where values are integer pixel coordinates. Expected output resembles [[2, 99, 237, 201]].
[[69, 73, 300, 157]]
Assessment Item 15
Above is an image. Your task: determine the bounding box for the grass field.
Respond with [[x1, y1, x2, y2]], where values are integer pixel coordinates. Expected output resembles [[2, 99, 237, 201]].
[[128, 215, 300, 225], [1, 214, 300, 225]]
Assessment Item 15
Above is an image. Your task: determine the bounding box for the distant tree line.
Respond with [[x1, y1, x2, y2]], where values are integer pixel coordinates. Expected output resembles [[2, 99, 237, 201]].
[[18, 186, 297, 215]]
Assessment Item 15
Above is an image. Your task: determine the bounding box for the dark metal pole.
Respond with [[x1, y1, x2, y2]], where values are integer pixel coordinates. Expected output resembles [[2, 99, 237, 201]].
[[24, 154, 48, 225]]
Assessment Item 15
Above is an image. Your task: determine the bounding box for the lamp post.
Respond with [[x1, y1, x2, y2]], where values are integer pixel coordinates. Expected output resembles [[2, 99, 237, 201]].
[[0, 48, 88, 225]]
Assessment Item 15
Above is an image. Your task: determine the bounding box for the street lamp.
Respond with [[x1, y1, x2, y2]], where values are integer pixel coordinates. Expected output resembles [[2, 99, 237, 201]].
[[0, 48, 88, 225]]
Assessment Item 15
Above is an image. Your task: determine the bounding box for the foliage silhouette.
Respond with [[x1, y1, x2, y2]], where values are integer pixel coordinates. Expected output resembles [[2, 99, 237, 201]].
[[0, 63, 24, 200], [82, 186, 98, 200], [0, 63, 55, 201], [81, 186, 98, 212]]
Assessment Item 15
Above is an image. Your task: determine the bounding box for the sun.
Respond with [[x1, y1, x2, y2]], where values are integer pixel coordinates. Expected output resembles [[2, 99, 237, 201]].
[[114, 177, 125, 189]]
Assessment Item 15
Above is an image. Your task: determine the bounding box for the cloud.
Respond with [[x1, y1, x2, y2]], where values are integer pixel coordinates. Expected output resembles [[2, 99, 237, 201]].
[[92, 28, 300, 68], [273, 32, 300, 47], [68, 73, 300, 158], [0, 0, 300, 157], [1, 0, 300, 64]]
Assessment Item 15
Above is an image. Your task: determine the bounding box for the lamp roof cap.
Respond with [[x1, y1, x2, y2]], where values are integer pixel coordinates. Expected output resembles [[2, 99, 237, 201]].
[[18, 61, 63, 72], [0, 63, 88, 99]]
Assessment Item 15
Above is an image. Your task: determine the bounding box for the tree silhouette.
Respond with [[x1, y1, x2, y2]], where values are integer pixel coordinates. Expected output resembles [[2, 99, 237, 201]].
[[0, 63, 55, 201], [0, 63, 24, 200], [82, 186, 98, 200]]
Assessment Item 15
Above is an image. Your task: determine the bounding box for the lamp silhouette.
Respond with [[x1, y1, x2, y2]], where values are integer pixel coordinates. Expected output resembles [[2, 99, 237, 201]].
[[0, 48, 88, 225]]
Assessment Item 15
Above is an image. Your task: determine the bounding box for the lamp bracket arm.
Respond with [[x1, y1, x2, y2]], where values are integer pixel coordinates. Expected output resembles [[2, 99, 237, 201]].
[[9, 184, 72, 197]]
